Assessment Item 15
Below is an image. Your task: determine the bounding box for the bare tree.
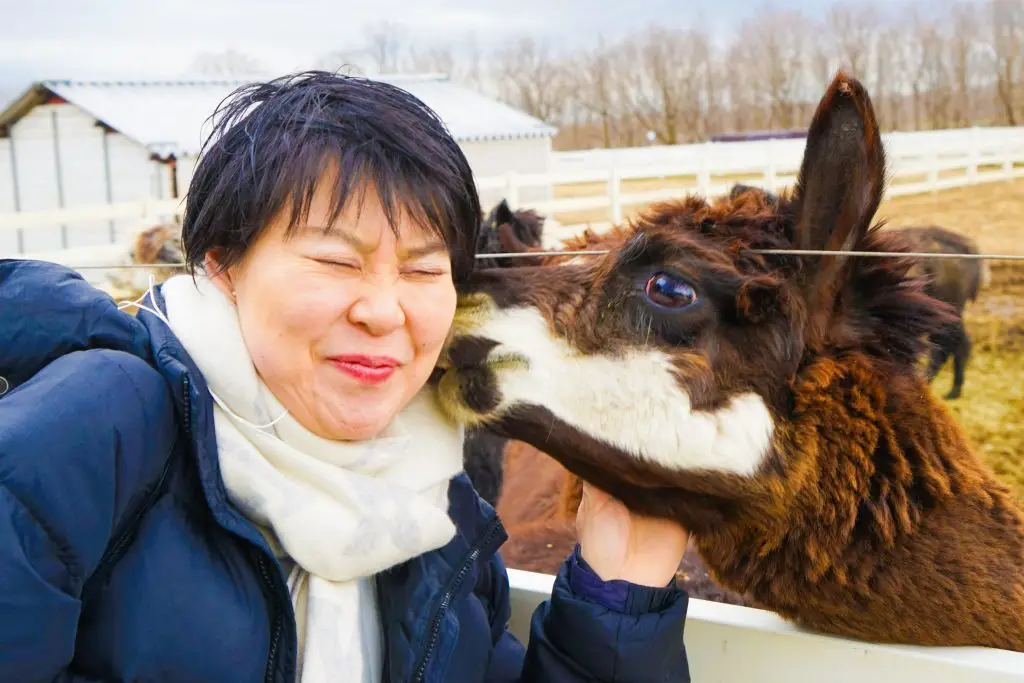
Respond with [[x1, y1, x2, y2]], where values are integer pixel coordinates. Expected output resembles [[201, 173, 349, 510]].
[[185, 49, 269, 78], [988, 0, 1024, 125], [718, 40, 762, 132], [458, 33, 487, 94], [490, 37, 567, 124], [733, 11, 814, 130], [946, 1, 983, 126], [407, 43, 456, 76], [365, 20, 407, 73], [294, 0, 1019, 150], [807, 18, 837, 92], [570, 36, 627, 147], [913, 8, 956, 129], [825, 2, 880, 80], [875, 21, 904, 130], [616, 25, 714, 144]]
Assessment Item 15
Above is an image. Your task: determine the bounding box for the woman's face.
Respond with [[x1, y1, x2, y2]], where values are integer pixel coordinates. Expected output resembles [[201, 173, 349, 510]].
[[208, 175, 458, 441]]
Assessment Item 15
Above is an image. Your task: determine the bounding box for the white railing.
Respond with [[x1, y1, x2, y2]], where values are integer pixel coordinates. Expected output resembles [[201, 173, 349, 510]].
[[507, 568, 1024, 682], [3, 125, 1024, 260]]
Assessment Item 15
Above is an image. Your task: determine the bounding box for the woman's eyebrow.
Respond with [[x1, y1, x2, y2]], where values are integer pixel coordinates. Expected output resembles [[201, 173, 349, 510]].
[[404, 240, 448, 258], [297, 224, 446, 258]]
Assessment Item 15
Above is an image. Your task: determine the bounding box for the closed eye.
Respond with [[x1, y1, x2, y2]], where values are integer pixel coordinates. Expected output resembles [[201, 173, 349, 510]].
[[316, 259, 360, 270], [402, 268, 447, 278]]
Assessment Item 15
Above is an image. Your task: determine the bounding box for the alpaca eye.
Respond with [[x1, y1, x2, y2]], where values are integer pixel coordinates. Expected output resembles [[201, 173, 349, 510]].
[[644, 273, 698, 309]]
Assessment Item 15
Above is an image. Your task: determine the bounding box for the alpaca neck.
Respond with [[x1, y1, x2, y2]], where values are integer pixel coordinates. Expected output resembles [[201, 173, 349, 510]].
[[698, 353, 1020, 594]]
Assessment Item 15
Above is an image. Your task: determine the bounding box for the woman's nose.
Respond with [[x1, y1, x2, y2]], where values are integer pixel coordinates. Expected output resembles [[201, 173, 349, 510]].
[[347, 279, 406, 335]]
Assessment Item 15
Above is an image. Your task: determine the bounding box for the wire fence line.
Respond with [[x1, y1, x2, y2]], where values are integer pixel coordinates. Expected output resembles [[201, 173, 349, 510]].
[[47, 247, 1024, 270]]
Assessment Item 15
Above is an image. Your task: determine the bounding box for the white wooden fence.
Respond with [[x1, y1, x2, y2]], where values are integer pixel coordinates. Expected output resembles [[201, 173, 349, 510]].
[[507, 568, 1024, 682], [3, 125, 1024, 264]]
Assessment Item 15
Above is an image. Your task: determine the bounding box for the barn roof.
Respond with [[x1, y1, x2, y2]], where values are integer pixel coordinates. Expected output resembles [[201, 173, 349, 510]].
[[0, 74, 557, 157]]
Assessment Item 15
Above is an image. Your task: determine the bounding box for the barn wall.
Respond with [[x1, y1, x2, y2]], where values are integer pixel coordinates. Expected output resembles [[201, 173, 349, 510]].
[[0, 102, 173, 256], [0, 138, 16, 254], [456, 137, 553, 210], [174, 155, 198, 199]]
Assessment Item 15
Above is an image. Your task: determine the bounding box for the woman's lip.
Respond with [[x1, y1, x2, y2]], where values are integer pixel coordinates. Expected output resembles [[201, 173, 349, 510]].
[[328, 354, 401, 368], [329, 359, 396, 384]]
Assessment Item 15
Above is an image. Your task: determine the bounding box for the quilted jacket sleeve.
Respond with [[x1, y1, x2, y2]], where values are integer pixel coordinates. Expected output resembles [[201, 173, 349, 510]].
[[485, 545, 690, 683], [0, 349, 177, 683]]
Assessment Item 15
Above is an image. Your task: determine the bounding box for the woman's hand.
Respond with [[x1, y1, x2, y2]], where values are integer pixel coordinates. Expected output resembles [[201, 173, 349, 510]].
[[576, 482, 689, 588]]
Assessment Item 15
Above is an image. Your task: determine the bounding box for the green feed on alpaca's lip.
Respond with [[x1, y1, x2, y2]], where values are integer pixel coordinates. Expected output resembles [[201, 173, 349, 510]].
[[432, 351, 531, 426]]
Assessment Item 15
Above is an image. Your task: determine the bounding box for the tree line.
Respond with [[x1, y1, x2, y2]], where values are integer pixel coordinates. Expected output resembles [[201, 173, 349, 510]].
[[187, 0, 1024, 151]]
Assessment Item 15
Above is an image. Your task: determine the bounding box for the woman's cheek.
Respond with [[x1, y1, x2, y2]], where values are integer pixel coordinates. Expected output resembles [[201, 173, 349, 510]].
[[410, 286, 457, 354]]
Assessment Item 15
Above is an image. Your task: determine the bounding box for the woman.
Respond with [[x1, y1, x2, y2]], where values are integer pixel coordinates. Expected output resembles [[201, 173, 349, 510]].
[[0, 71, 691, 682]]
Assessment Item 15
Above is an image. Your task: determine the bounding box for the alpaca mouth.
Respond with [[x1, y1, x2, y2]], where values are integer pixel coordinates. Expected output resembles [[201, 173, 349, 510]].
[[433, 335, 531, 426]]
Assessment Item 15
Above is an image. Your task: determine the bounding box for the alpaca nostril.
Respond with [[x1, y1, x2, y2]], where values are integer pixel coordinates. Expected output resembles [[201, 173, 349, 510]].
[[461, 369, 503, 414], [447, 336, 501, 370]]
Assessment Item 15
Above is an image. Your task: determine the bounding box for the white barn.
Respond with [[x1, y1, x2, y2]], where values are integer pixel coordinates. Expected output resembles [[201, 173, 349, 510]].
[[0, 75, 557, 255]]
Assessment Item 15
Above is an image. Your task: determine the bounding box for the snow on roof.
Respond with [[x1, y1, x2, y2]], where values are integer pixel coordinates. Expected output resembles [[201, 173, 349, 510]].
[[1, 74, 557, 157]]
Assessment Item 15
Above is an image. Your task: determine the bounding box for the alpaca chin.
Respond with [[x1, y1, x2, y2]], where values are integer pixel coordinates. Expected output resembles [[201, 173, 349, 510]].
[[438, 305, 777, 477]]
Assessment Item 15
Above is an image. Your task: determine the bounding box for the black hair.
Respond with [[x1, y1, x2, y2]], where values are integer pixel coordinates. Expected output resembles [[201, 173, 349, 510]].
[[181, 70, 481, 283]]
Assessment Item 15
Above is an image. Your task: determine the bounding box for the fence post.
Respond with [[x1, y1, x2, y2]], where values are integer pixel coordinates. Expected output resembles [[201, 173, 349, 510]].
[[697, 142, 712, 196], [764, 139, 778, 193], [967, 127, 980, 184], [608, 166, 622, 225], [504, 171, 519, 209], [927, 150, 939, 194]]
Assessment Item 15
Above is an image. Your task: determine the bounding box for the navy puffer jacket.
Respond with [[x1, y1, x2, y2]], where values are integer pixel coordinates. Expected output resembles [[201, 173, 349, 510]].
[[0, 258, 691, 683]]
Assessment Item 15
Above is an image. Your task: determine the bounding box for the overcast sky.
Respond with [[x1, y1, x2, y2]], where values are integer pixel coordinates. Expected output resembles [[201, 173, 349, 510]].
[[0, 0, 944, 104]]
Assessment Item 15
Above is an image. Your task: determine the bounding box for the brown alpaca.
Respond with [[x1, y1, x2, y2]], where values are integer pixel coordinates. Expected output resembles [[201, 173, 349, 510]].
[[100, 222, 184, 304], [482, 213, 753, 605], [436, 72, 1024, 651], [468, 213, 753, 604]]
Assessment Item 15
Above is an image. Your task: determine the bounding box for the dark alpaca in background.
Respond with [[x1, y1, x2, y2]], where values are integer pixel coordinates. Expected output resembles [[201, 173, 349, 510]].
[[894, 225, 990, 399], [476, 199, 547, 268], [462, 429, 507, 507]]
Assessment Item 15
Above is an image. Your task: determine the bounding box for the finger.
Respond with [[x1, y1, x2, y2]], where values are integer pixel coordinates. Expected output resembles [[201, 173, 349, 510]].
[[581, 482, 611, 507]]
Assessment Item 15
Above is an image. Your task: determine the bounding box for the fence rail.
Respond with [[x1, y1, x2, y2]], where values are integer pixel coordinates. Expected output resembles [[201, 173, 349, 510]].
[[507, 568, 1024, 682], [3, 126, 1024, 258]]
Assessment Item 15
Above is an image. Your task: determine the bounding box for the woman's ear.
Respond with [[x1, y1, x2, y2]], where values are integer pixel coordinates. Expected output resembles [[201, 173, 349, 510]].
[[204, 249, 237, 302]]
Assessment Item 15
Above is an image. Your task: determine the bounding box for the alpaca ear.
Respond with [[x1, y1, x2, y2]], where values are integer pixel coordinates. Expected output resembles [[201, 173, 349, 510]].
[[495, 199, 515, 226], [791, 71, 886, 314]]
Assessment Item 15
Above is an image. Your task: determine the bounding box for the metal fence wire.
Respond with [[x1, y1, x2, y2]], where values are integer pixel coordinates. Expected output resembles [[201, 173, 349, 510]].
[[53, 248, 1024, 270]]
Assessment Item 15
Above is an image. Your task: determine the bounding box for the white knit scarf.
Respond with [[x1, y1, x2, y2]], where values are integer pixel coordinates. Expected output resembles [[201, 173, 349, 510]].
[[157, 273, 464, 683]]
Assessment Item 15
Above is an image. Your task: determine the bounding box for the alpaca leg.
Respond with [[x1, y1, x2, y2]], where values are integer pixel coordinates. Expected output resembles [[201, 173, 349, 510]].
[[462, 428, 507, 507], [925, 332, 952, 383], [946, 321, 971, 400]]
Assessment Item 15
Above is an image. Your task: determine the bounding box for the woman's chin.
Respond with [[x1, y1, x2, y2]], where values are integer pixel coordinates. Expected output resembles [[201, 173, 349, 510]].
[[310, 398, 408, 442]]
